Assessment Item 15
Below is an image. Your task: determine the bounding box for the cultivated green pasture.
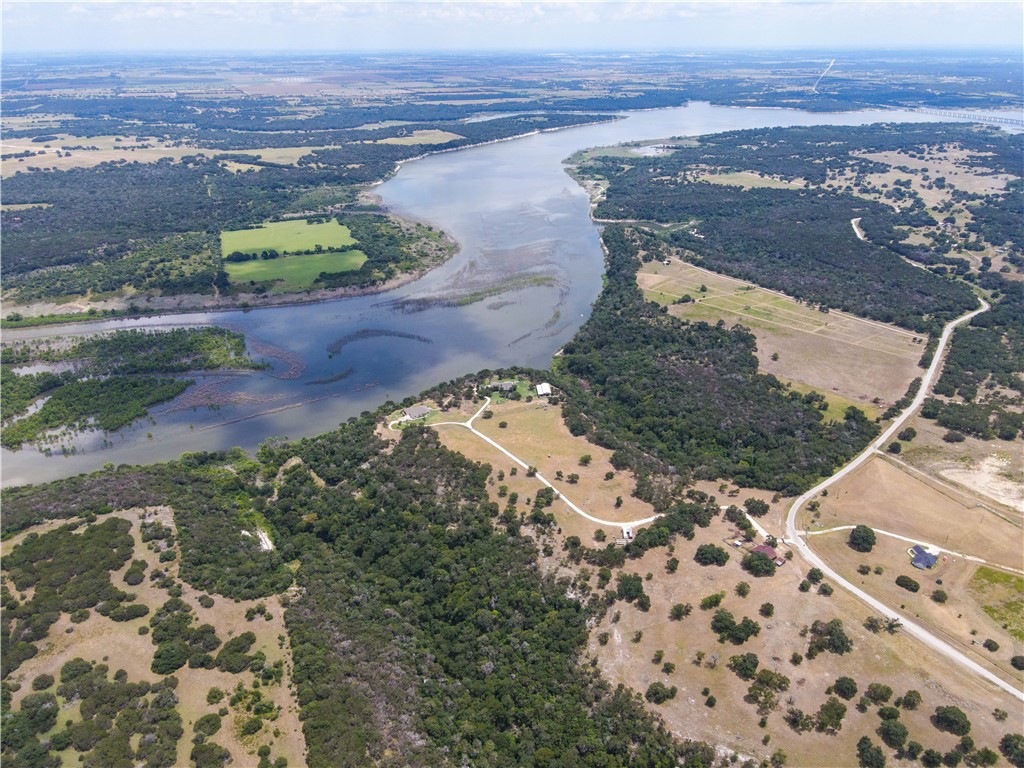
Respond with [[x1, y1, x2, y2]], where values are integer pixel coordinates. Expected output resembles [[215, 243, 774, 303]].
[[220, 219, 355, 257], [224, 250, 367, 292]]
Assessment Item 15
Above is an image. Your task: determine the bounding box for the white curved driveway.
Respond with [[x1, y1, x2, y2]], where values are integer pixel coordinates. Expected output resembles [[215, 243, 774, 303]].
[[785, 298, 1022, 701], [403, 396, 663, 529]]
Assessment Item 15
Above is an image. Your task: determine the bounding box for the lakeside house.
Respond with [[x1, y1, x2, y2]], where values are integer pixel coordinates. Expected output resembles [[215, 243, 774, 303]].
[[403, 405, 431, 420], [491, 380, 516, 392]]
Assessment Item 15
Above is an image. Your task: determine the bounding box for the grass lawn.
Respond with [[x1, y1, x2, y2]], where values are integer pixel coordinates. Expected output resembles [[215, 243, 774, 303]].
[[225, 249, 367, 291], [221, 219, 355, 257], [969, 566, 1024, 641]]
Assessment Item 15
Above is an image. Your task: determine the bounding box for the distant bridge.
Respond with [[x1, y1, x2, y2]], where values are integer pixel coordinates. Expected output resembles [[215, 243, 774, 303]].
[[914, 108, 1024, 127]]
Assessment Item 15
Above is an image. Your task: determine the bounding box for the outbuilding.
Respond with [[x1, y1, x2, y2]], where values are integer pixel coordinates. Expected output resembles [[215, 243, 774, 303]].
[[751, 544, 777, 559], [536, 382, 552, 397]]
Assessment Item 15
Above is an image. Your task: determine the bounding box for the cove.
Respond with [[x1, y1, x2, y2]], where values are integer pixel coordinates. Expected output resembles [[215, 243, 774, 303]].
[[0, 102, 969, 487]]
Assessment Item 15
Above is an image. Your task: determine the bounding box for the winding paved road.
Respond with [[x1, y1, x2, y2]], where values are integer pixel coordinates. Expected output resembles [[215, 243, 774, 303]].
[[785, 296, 1024, 701]]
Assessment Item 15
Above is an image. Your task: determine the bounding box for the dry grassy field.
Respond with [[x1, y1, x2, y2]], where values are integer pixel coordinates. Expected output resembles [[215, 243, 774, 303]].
[[589, 516, 1020, 766], [810, 531, 1023, 684], [638, 259, 922, 411], [375, 129, 464, 145], [420, 391, 1021, 767], [802, 455, 1023, 569], [2, 508, 306, 768]]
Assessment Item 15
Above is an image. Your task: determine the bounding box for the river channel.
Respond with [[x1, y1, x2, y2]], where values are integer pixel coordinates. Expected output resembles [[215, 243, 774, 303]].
[[0, 103, 985, 486]]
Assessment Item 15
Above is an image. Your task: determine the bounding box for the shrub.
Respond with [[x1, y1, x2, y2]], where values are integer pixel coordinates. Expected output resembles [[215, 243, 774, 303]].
[[759, 602, 774, 617], [736, 581, 751, 598], [198, 595, 215, 609], [887, 441, 902, 454], [943, 430, 965, 443], [699, 593, 723, 610], [864, 683, 893, 704], [694, 544, 730, 566], [728, 653, 759, 680], [848, 525, 876, 552], [931, 590, 948, 603], [897, 428, 917, 441], [744, 498, 770, 517], [833, 676, 858, 700], [1012, 655, 1024, 671], [856, 736, 886, 768], [900, 689, 922, 710], [807, 568, 824, 584], [999, 733, 1024, 768], [194, 713, 222, 737], [895, 575, 920, 592], [982, 638, 999, 652], [644, 682, 677, 704], [741, 552, 776, 577], [670, 603, 692, 620], [31, 674, 54, 691], [933, 705, 971, 736], [152, 640, 189, 675], [816, 697, 847, 734], [879, 718, 908, 749]]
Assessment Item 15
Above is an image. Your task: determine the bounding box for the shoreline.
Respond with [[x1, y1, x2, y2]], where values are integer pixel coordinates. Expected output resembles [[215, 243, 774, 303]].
[[2, 116, 621, 334]]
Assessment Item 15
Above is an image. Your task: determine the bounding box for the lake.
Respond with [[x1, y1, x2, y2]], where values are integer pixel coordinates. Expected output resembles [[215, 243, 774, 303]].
[[0, 102, 982, 486]]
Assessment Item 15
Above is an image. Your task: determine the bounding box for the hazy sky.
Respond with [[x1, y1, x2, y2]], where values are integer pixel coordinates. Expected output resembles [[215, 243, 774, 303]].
[[3, 1, 1022, 53]]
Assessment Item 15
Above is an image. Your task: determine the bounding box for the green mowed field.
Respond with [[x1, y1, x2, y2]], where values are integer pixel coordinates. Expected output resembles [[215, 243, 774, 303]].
[[221, 219, 355, 256], [224, 250, 367, 291]]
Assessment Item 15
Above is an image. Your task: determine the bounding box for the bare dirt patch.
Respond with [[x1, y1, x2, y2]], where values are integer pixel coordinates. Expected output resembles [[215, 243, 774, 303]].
[[897, 414, 1024, 515]]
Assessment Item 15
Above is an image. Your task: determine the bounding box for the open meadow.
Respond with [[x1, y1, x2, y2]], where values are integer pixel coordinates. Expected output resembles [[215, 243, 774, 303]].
[[220, 219, 355, 256], [588, 516, 1021, 766], [638, 259, 922, 412], [224, 250, 366, 291], [802, 455, 1023, 569]]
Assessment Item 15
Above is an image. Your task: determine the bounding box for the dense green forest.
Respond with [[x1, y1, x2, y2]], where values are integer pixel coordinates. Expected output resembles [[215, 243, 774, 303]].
[[1, 113, 606, 285], [554, 225, 879, 495], [925, 273, 1024, 441], [2, 424, 713, 767], [0, 328, 262, 449], [576, 123, 1018, 333]]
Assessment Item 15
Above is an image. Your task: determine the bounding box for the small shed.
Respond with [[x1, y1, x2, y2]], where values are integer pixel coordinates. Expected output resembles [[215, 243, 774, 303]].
[[536, 382, 552, 397], [910, 545, 938, 570], [751, 544, 777, 560], [622, 526, 634, 540], [403, 405, 431, 420]]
